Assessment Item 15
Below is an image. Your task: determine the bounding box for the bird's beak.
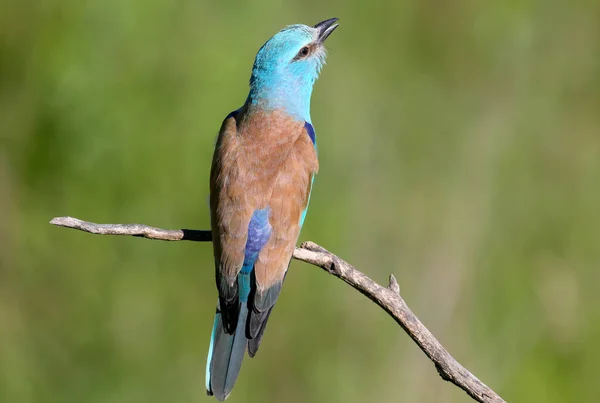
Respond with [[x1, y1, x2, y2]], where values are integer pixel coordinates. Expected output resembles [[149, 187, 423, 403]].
[[314, 18, 339, 44]]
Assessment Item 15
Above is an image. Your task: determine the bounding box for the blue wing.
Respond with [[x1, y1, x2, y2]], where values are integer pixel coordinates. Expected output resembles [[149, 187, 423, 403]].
[[304, 121, 316, 145], [300, 121, 317, 227]]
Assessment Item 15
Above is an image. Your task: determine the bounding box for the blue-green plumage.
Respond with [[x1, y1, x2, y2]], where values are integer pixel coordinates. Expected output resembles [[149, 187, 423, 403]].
[[205, 18, 338, 401]]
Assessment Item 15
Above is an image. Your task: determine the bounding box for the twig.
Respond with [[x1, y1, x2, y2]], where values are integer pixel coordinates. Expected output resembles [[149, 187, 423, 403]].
[[49, 216, 505, 403], [50, 216, 212, 241]]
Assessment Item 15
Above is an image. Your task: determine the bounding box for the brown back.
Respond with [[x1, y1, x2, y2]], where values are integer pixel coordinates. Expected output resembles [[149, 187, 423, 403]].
[[210, 108, 319, 293]]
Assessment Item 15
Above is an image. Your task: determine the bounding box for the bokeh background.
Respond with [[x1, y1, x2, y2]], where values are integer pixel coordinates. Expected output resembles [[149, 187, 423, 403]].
[[2, 1, 599, 402]]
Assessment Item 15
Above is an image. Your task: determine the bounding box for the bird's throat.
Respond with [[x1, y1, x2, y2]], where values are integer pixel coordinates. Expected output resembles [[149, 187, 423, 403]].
[[247, 77, 314, 123]]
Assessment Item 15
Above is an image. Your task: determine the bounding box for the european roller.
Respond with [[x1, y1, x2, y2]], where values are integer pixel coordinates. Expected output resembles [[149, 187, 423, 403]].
[[205, 18, 339, 400]]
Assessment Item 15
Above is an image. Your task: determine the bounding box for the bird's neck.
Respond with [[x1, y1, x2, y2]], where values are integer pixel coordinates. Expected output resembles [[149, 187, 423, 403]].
[[247, 74, 314, 123]]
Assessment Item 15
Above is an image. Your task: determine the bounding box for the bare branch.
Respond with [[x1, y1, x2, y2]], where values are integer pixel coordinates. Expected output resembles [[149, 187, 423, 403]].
[[49, 216, 212, 241], [50, 216, 505, 403]]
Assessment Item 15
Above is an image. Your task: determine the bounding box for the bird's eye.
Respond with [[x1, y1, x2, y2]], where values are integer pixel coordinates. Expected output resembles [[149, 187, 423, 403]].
[[298, 46, 310, 58]]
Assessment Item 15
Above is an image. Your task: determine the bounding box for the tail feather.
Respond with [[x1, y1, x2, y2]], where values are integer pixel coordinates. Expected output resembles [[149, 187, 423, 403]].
[[206, 302, 249, 401], [247, 305, 274, 357], [206, 265, 285, 399], [246, 269, 288, 357]]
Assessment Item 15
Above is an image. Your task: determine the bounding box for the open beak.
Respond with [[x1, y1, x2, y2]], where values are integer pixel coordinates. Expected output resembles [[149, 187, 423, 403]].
[[314, 18, 339, 44]]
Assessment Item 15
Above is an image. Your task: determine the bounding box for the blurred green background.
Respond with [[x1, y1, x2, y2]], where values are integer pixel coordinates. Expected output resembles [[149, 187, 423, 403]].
[[2, 0, 599, 402]]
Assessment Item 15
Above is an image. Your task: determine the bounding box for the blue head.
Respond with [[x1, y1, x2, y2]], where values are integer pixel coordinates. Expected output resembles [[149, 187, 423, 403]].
[[247, 18, 339, 122]]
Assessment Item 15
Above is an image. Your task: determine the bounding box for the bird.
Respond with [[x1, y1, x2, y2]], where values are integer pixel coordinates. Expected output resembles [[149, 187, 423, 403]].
[[205, 18, 339, 400]]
